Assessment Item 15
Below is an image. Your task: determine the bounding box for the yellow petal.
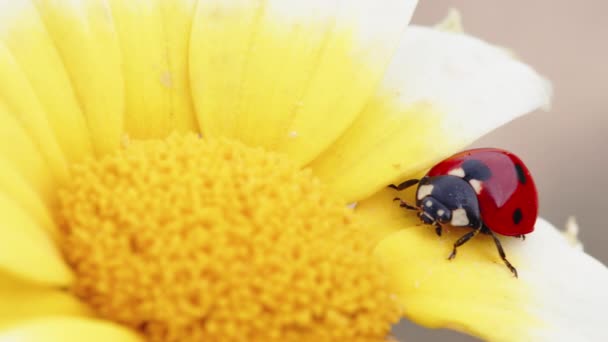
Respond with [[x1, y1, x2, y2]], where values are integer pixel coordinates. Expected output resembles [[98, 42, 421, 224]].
[[0, 103, 55, 205], [0, 317, 142, 342], [190, 0, 418, 165], [0, 44, 69, 184], [0, 158, 55, 236], [33, 0, 124, 156], [159, 0, 199, 133], [310, 26, 552, 202], [0, 0, 93, 163], [0, 192, 72, 286], [361, 188, 608, 342], [354, 186, 421, 246], [0, 271, 90, 330], [106, 0, 201, 138]]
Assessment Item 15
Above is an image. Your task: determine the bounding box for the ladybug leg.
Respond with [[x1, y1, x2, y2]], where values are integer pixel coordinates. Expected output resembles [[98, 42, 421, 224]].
[[487, 229, 518, 278], [447, 227, 482, 260], [392, 197, 417, 211], [388, 179, 419, 191], [514, 234, 526, 241], [434, 222, 442, 236]]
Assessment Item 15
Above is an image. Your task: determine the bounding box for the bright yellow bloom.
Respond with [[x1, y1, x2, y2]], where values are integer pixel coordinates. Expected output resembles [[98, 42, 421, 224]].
[[0, 1, 605, 341]]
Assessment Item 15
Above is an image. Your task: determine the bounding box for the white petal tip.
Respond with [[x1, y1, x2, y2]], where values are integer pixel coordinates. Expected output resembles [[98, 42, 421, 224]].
[[434, 9, 464, 33], [525, 218, 608, 341], [540, 77, 554, 111], [563, 216, 584, 251], [383, 26, 553, 144]]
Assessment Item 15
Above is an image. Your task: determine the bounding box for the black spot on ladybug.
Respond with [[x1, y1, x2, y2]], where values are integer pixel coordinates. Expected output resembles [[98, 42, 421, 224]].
[[512, 208, 523, 225], [461, 159, 492, 181], [515, 164, 527, 184]]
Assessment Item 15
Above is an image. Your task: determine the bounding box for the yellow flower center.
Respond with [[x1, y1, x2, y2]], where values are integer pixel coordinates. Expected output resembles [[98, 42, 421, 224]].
[[57, 134, 400, 341]]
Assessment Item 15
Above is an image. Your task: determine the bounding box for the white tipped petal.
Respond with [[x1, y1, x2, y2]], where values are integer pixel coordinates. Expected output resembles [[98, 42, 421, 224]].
[[381, 25, 552, 141], [311, 25, 551, 202]]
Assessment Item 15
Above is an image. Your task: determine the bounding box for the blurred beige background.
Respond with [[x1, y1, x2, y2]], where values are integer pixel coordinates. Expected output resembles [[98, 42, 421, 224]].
[[394, 1, 608, 340]]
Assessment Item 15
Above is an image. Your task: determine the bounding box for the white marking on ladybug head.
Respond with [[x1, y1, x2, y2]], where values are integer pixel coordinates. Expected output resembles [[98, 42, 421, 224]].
[[451, 208, 469, 226], [437, 209, 445, 216], [448, 168, 466, 178], [469, 179, 483, 194], [425, 200, 433, 207], [417, 184, 434, 200]]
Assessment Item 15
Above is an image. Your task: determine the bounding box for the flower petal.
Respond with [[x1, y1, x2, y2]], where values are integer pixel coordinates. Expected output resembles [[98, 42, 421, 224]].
[[0, 43, 69, 183], [190, 0, 417, 165], [354, 184, 421, 246], [0, 158, 56, 237], [33, 0, 124, 155], [363, 189, 608, 342], [310, 25, 551, 202], [159, 0, 199, 133], [0, 103, 55, 205], [106, 0, 201, 139], [0, 0, 93, 163], [0, 191, 72, 286], [0, 317, 142, 342], [0, 271, 90, 330]]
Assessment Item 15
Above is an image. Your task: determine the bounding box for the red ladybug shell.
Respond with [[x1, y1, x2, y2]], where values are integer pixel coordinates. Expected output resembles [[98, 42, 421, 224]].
[[426, 148, 538, 236]]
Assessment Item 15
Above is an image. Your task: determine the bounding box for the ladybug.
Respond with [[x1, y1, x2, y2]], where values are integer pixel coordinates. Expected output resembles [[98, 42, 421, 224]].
[[389, 148, 538, 277]]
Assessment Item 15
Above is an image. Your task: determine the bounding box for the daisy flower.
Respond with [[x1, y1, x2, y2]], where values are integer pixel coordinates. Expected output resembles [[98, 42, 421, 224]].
[[0, 1, 605, 341]]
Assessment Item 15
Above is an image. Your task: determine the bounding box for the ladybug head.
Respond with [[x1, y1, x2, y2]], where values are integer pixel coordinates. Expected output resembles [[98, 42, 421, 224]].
[[415, 175, 482, 228]]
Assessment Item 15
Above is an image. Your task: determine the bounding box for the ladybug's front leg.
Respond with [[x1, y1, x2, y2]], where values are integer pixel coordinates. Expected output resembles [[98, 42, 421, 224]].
[[388, 179, 419, 191]]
